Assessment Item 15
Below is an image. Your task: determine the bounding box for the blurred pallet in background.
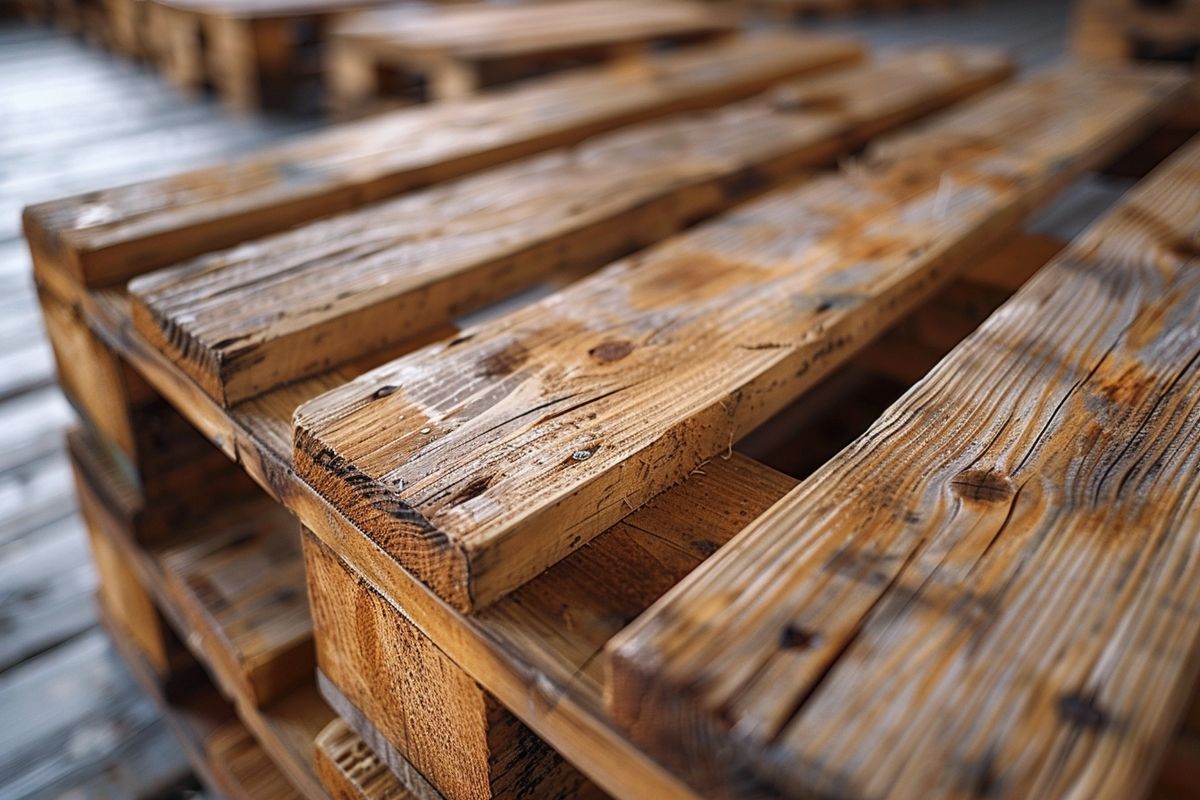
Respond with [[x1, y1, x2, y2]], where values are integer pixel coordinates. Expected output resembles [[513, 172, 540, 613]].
[[325, 0, 737, 115]]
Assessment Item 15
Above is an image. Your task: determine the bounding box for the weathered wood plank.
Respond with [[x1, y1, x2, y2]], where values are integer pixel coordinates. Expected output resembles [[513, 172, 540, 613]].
[[130, 47, 1011, 405], [605, 135, 1200, 799], [295, 64, 1187, 612], [67, 425, 313, 708], [307, 452, 795, 799], [335, 0, 734, 63], [24, 33, 862, 293], [209, 719, 305, 799], [304, 529, 606, 800]]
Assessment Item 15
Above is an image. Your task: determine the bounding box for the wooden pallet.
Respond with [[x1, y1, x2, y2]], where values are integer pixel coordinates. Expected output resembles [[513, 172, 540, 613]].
[[142, 0, 392, 110], [29, 25, 1200, 800], [1071, 0, 1200, 133], [325, 0, 738, 114], [1072, 0, 1200, 65]]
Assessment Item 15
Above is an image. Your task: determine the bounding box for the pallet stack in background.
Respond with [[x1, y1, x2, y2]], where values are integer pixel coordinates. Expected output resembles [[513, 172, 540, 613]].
[[18, 2, 1200, 799]]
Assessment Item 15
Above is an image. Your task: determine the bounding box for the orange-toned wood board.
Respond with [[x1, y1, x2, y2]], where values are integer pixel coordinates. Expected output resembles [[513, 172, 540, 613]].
[[293, 64, 1187, 612], [606, 135, 1200, 799], [24, 33, 861, 295], [129, 47, 1010, 406]]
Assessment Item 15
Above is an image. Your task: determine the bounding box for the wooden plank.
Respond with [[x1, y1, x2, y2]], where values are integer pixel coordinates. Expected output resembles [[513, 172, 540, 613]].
[[156, 503, 314, 707], [24, 33, 862, 293], [209, 720, 305, 799], [314, 718, 413, 800], [238, 682, 336, 800], [308, 453, 795, 800], [605, 136, 1200, 799], [129, 47, 1012, 406], [67, 426, 313, 707], [305, 530, 606, 800], [331, 0, 738, 103], [99, 593, 301, 800], [294, 64, 1188, 612], [333, 1, 735, 63]]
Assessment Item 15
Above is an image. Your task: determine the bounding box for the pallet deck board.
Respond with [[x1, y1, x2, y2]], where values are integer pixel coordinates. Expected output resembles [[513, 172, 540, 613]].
[[605, 135, 1200, 800], [129, 47, 1011, 406], [294, 64, 1188, 612], [24, 33, 862, 293]]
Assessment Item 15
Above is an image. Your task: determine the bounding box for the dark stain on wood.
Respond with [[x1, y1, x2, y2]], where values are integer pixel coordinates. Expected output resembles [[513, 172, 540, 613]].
[[478, 341, 530, 378], [779, 623, 821, 650], [451, 473, 495, 506], [1056, 691, 1112, 732], [589, 339, 634, 363]]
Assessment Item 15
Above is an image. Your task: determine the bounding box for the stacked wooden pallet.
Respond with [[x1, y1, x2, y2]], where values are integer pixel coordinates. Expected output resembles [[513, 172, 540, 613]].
[[325, 0, 738, 114], [1072, 0, 1199, 66], [26, 20, 1200, 800], [140, 0, 402, 110], [1071, 0, 1199, 138]]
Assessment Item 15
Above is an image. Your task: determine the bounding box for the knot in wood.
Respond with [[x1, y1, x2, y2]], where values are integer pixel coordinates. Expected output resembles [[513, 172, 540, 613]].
[[949, 468, 1015, 504]]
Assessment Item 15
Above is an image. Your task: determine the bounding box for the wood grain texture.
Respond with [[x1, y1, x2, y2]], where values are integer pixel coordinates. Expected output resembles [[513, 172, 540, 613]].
[[23, 33, 861, 290], [315, 717, 413, 800], [66, 425, 314, 709], [295, 65, 1187, 612], [76, 257, 862, 799], [304, 530, 606, 800], [130, 47, 1011, 406], [332, 0, 734, 62], [309, 453, 794, 800], [100, 593, 301, 800], [606, 135, 1200, 799]]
